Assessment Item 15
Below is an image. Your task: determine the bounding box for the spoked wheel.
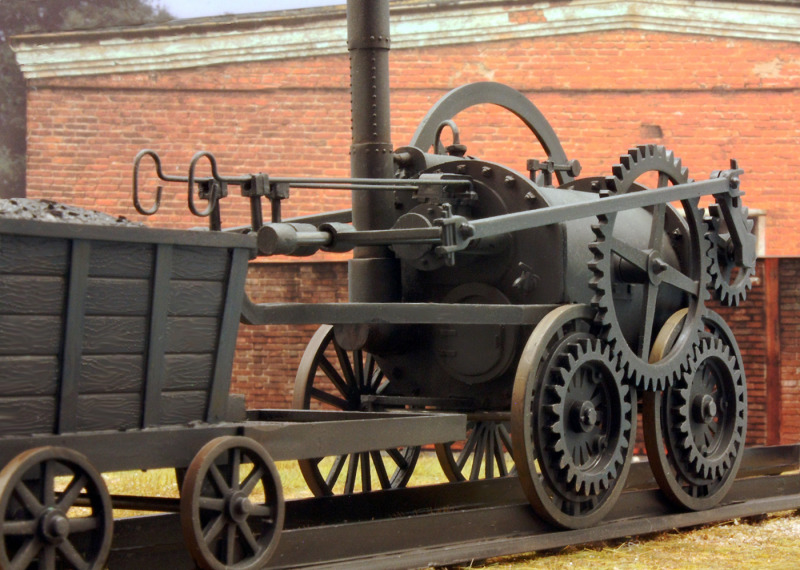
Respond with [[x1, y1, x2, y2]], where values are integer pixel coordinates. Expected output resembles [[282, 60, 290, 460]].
[[0, 446, 113, 570], [511, 305, 636, 529], [294, 325, 420, 496], [180, 436, 284, 570], [643, 310, 747, 510], [435, 415, 515, 481]]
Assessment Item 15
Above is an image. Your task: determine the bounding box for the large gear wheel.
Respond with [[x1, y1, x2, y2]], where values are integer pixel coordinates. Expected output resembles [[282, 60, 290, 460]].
[[589, 144, 708, 391], [643, 312, 747, 510], [538, 338, 634, 498], [511, 305, 635, 529], [706, 204, 756, 306]]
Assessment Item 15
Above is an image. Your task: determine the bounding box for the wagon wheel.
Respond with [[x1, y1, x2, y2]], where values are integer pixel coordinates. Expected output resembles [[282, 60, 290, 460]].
[[294, 325, 420, 496], [643, 310, 747, 510], [435, 416, 515, 481], [511, 305, 636, 529], [0, 446, 113, 570], [180, 436, 284, 570]]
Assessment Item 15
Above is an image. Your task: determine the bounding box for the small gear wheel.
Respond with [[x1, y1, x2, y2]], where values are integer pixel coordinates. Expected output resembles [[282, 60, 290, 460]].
[[672, 337, 746, 481], [537, 338, 634, 498], [644, 320, 747, 510], [589, 145, 709, 391], [706, 204, 757, 306]]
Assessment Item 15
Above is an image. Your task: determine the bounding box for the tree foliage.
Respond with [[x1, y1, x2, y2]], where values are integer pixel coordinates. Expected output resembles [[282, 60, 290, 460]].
[[0, 0, 171, 197]]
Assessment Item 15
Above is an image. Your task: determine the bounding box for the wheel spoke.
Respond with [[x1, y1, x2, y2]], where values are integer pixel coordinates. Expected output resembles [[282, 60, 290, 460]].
[[56, 474, 88, 511], [13, 480, 44, 515], [11, 537, 41, 569], [208, 464, 230, 495], [229, 449, 241, 491], [198, 497, 225, 512], [42, 460, 55, 507], [457, 429, 480, 470], [317, 355, 352, 400], [309, 387, 349, 410], [324, 455, 347, 489], [360, 452, 371, 492], [57, 539, 88, 570], [610, 237, 650, 272], [225, 521, 236, 565], [385, 448, 409, 470], [660, 265, 699, 295], [39, 543, 56, 570], [648, 202, 667, 251], [344, 454, 359, 494], [332, 343, 356, 389], [237, 521, 259, 555], [202, 513, 226, 543], [353, 351, 365, 392], [371, 451, 392, 489], [469, 428, 488, 481], [640, 282, 659, 359], [241, 465, 264, 495], [3, 519, 37, 535], [250, 504, 273, 520]]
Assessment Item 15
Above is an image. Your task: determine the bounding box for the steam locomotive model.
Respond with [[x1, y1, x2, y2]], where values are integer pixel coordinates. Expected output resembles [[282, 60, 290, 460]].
[[136, 0, 758, 531], [0, 0, 759, 568]]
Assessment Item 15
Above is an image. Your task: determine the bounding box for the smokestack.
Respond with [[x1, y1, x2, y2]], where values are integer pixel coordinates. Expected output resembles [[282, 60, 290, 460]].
[[346, 0, 399, 303]]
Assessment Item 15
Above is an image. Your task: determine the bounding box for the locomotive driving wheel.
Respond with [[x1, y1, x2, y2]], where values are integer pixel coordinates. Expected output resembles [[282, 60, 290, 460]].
[[180, 436, 284, 570], [511, 305, 635, 529], [294, 325, 420, 496], [643, 311, 747, 510], [0, 446, 113, 570], [435, 415, 515, 482], [590, 144, 708, 391]]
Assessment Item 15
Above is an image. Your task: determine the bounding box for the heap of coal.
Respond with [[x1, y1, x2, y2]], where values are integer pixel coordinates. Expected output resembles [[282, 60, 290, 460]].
[[0, 198, 140, 226]]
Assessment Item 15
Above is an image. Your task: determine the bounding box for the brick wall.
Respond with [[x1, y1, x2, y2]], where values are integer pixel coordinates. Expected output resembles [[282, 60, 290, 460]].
[[23, 30, 800, 255]]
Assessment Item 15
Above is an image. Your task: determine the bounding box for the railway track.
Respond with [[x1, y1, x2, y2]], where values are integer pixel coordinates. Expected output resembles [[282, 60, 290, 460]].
[[102, 445, 799, 569]]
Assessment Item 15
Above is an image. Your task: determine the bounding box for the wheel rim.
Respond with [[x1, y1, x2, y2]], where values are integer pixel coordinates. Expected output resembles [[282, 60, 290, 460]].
[[511, 305, 635, 529], [435, 418, 515, 482], [643, 311, 747, 510], [180, 436, 284, 570], [294, 325, 419, 496], [0, 447, 113, 570]]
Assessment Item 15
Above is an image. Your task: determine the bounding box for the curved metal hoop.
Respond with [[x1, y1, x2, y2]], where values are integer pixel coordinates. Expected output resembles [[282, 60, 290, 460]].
[[187, 151, 223, 217], [409, 82, 572, 184], [132, 149, 166, 215]]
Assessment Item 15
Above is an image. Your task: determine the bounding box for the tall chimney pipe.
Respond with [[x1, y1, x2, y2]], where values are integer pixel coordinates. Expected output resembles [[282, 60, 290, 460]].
[[346, 0, 400, 303]]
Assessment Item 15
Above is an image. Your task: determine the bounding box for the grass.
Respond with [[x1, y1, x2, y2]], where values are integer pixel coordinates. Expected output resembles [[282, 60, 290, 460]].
[[100, 454, 800, 569]]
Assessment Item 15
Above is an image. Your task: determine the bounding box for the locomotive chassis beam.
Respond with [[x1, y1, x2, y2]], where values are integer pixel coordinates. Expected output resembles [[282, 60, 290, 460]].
[[100, 445, 800, 569]]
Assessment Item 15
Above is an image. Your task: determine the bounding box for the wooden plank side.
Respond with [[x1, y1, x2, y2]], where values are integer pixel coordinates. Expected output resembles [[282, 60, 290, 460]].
[[0, 275, 64, 315], [0, 316, 62, 355], [172, 246, 229, 281], [58, 239, 91, 433], [207, 247, 249, 423], [168, 281, 224, 317], [82, 317, 147, 354], [142, 244, 172, 428], [85, 278, 151, 316], [76, 393, 141, 431], [80, 355, 144, 393], [0, 234, 69, 275], [88, 241, 153, 279], [0, 356, 59, 396], [0, 396, 56, 435], [160, 391, 208, 425], [165, 317, 219, 353], [163, 354, 213, 391]]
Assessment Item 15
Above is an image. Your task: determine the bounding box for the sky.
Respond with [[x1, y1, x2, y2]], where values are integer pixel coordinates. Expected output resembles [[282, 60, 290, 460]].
[[158, 0, 345, 19]]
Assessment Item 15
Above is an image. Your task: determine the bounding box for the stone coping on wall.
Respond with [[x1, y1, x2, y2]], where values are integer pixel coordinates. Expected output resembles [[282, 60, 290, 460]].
[[11, 0, 800, 79]]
